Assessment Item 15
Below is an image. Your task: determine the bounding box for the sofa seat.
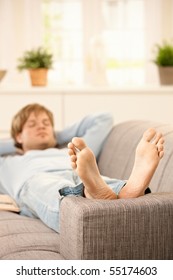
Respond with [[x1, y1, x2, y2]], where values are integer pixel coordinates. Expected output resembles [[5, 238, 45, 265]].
[[0, 120, 173, 259], [0, 211, 63, 259]]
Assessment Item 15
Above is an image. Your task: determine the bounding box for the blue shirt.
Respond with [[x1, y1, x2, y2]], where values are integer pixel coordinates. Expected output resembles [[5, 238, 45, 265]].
[[0, 113, 113, 200]]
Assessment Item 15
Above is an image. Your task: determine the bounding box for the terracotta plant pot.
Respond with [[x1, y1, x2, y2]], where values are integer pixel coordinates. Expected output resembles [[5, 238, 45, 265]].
[[158, 66, 173, 85], [29, 68, 48, 86], [0, 70, 7, 82]]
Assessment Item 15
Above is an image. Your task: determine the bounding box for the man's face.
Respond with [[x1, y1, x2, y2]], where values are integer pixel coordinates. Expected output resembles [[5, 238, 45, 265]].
[[16, 111, 56, 152]]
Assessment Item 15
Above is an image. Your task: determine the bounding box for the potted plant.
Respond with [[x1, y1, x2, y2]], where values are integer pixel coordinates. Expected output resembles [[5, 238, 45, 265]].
[[0, 70, 7, 82], [17, 47, 53, 86], [153, 41, 173, 85]]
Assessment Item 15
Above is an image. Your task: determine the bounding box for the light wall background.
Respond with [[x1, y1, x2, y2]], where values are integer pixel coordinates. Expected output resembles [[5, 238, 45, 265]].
[[0, 0, 173, 86]]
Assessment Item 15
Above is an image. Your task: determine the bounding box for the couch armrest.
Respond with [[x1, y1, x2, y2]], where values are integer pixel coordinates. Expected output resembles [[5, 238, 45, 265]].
[[60, 193, 173, 259]]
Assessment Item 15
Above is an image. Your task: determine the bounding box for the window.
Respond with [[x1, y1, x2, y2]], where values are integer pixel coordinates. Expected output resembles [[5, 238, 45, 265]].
[[102, 0, 145, 85], [0, 0, 170, 87], [41, 0, 145, 86], [41, 0, 83, 84]]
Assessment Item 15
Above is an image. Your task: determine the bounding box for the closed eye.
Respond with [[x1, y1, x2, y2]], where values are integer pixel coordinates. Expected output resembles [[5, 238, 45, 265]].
[[25, 118, 51, 128], [27, 121, 36, 127], [43, 119, 51, 126]]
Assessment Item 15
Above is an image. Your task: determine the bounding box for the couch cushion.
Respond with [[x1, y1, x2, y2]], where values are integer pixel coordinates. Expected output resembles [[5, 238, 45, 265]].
[[0, 211, 63, 260], [98, 120, 173, 193]]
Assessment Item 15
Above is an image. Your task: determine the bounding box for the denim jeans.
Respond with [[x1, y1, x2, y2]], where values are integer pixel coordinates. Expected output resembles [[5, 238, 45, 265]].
[[18, 171, 126, 232]]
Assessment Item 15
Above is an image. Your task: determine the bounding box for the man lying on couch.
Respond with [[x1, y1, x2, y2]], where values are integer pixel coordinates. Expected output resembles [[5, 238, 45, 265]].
[[0, 103, 164, 232]]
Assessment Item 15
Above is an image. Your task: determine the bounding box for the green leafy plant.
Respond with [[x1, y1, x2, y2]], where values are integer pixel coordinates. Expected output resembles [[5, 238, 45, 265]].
[[17, 47, 53, 71], [154, 42, 173, 66]]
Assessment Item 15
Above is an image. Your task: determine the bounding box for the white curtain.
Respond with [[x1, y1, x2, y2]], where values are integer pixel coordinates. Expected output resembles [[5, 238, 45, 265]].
[[0, 0, 42, 84]]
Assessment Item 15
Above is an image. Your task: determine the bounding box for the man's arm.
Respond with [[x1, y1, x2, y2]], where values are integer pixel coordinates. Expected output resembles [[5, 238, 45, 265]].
[[56, 112, 114, 158], [0, 138, 16, 156], [0, 113, 113, 158]]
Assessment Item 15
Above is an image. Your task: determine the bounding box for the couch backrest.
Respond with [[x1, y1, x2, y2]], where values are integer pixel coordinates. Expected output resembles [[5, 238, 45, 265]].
[[98, 120, 173, 193]]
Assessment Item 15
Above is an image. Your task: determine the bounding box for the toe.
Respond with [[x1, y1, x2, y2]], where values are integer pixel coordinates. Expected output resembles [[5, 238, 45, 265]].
[[156, 137, 164, 151], [67, 142, 73, 149], [71, 155, 77, 162], [71, 161, 77, 169], [157, 145, 164, 152], [159, 150, 164, 159], [152, 133, 163, 145], [159, 137, 164, 144], [68, 142, 77, 155], [143, 128, 157, 142], [72, 137, 87, 150], [68, 148, 74, 156]]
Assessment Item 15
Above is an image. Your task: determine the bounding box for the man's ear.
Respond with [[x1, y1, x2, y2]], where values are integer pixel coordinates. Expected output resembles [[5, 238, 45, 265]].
[[15, 133, 22, 144]]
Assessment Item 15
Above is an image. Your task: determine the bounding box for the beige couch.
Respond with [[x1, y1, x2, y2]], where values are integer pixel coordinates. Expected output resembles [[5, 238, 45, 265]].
[[0, 120, 173, 260]]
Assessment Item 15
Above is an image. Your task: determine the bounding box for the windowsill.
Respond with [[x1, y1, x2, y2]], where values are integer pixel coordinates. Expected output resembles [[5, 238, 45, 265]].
[[1, 83, 173, 95]]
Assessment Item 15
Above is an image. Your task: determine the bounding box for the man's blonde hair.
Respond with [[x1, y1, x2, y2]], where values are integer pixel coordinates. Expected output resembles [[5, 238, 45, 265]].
[[11, 103, 54, 146]]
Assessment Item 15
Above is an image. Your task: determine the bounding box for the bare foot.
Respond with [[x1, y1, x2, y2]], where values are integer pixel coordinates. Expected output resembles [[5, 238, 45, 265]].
[[68, 138, 117, 199], [67, 128, 164, 200], [119, 128, 164, 198]]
